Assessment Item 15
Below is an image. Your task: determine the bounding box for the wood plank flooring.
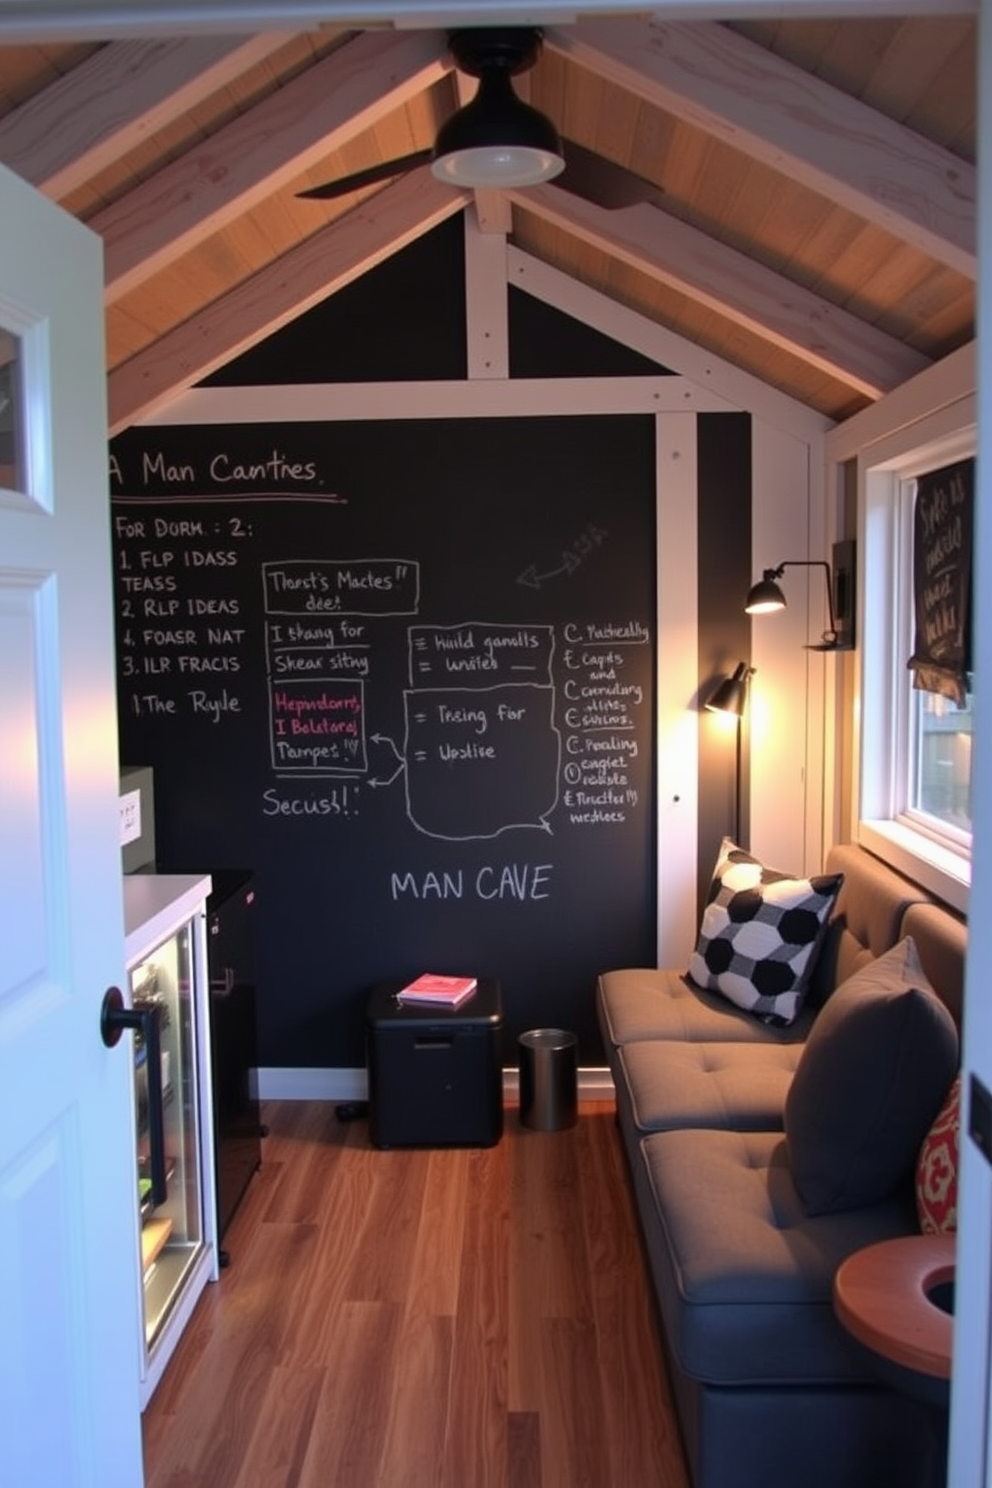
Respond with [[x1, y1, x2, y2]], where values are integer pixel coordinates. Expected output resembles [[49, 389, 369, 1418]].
[[142, 1099, 691, 1488]]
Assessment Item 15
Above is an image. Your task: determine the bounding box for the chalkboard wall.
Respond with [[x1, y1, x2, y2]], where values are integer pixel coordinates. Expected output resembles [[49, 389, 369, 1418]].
[[111, 414, 657, 1066]]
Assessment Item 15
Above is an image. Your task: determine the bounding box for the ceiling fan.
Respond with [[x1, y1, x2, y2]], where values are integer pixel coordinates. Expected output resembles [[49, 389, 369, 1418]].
[[298, 27, 663, 211]]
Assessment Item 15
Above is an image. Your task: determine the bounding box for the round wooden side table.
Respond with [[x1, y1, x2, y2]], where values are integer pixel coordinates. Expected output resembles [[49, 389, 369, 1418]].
[[833, 1235, 954, 1488]]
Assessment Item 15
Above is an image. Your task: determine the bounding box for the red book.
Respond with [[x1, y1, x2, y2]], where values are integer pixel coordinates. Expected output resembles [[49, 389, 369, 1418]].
[[396, 973, 478, 1008]]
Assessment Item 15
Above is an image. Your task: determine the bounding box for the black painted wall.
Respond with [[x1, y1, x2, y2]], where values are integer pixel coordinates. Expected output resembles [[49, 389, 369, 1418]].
[[201, 213, 469, 385], [112, 412, 657, 1067], [115, 215, 752, 1069]]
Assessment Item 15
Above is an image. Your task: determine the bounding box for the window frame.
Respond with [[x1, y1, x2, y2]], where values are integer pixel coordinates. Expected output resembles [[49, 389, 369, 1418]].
[[856, 420, 975, 913]]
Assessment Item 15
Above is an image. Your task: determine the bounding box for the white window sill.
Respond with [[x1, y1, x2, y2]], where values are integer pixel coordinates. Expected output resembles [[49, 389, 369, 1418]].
[[859, 820, 969, 915]]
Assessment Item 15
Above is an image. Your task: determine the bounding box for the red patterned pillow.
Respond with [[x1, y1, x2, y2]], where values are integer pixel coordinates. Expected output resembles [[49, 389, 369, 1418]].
[[915, 1075, 960, 1234]]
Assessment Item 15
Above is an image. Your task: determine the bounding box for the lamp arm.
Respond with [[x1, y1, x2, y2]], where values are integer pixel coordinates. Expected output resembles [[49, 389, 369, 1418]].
[[776, 560, 837, 642]]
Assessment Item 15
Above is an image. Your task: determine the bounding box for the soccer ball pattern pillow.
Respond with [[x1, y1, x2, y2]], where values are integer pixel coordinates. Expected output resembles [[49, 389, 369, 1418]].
[[688, 838, 843, 1025]]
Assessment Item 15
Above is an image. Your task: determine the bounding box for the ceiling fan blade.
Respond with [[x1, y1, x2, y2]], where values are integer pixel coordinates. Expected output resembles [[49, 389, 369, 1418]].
[[556, 140, 665, 211], [298, 149, 433, 202]]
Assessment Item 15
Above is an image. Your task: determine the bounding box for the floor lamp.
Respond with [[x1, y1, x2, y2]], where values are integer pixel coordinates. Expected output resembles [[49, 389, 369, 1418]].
[[705, 663, 755, 847]]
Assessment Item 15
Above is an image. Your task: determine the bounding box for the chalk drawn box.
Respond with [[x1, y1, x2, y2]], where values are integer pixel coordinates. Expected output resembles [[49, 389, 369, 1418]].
[[366, 978, 504, 1149]]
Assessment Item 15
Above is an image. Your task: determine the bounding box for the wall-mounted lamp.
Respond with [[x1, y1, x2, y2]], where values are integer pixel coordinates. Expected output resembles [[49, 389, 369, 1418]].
[[705, 662, 755, 846], [745, 539, 856, 651]]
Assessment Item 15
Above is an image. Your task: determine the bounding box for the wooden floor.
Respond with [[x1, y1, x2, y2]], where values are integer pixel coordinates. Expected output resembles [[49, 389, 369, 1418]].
[[142, 1099, 691, 1488]]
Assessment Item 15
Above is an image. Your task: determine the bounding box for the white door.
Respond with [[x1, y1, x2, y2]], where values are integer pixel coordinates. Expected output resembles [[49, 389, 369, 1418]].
[[0, 161, 144, 1486], [948, 6, 992, 1481]]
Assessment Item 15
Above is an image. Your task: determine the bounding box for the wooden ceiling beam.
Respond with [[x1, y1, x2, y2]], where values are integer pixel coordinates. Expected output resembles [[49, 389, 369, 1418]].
[[0, 33, 296, 199], [472, 191, 513, 235], [107, 168, 468, 434], [511, 182, 930, 398], [96, 29, 451, 306], [546, 17, 976, 279]]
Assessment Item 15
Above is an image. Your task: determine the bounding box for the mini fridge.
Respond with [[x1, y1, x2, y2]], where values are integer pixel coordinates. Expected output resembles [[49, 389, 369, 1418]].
[[123, 873, 219, 1408], [205, 870, 262, 1256]]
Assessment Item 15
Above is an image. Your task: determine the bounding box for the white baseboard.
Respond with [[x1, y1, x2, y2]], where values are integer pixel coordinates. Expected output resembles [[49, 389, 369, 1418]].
[[254, 1066, 366, 1101], [255, 1066, 615, 1102]]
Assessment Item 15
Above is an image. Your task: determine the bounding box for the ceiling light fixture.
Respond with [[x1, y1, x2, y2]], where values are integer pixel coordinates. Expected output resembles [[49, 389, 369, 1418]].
[[430, 29, 565, 189]]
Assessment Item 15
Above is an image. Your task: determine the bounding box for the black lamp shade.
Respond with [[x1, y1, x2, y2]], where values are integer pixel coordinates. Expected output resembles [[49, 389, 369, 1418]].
[[431, 68, 565, 187], [705, 663, 752, 718], [744, 572, 787, 614]]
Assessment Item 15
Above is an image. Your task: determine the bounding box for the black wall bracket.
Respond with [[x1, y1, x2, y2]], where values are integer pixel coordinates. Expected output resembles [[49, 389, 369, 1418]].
[[968, 1072, 992, 1167]]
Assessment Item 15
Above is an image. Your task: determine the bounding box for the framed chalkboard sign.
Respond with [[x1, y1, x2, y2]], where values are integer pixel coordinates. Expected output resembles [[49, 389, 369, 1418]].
[[110, 414, 657, 1066], [909, 456, 973, 705]]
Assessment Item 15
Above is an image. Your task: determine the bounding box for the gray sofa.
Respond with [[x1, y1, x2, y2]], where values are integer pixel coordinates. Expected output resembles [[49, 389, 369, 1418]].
[[597, 843, 966, 1488]]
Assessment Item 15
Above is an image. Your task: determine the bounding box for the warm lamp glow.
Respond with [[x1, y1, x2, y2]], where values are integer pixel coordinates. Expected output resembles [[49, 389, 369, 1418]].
[[704, 663, 754, 847], [707, 706, 739, 736]]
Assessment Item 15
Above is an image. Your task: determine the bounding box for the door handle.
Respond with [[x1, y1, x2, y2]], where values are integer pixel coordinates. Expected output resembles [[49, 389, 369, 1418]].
[[101, 986, 168, 1208]]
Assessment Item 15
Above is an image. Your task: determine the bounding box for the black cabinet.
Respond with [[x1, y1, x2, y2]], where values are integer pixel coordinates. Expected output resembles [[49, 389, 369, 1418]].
[[205, 871, 262, 1250], [366, 979, 504, 1148]]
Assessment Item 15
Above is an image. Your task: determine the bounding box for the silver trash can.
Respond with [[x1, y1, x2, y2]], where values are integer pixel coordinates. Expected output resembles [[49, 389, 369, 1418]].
[[518, 1028, 578, 1131]]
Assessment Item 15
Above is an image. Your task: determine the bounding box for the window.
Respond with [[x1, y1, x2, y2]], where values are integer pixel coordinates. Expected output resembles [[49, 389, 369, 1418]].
[[858, 429, 975, 912], [910, 687, 973, 837]]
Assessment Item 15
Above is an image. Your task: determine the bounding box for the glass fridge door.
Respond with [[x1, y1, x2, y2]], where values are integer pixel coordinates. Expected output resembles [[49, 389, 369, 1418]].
[[130, 919, 204, 1353]]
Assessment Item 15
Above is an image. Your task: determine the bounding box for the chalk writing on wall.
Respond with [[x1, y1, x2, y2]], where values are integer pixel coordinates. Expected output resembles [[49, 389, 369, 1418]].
[[113, 499, 648, 841], [110, 415, 657, 1065]]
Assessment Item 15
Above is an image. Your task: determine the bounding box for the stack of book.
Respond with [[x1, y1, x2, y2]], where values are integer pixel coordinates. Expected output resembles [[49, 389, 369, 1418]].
[[396, 973, 477, 1009]]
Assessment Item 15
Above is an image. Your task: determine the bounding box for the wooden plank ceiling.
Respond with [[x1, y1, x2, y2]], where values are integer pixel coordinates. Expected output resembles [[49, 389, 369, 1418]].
[[0, 13, 976, 430]]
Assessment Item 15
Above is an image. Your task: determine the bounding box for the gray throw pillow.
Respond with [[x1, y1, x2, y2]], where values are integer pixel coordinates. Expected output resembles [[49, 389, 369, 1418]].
[[784, 937, 959, 1215], [688, 837, 843, 1025]]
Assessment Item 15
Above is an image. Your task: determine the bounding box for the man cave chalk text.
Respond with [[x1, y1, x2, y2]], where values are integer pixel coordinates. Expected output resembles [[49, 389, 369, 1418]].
[[390, 863, 554, 902]]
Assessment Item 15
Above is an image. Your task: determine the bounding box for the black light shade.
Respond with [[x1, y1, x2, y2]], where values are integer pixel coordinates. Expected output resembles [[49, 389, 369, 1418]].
[[431, 66, 564, 188], [744, 570, 787, 615], [744, 546, 857, 651], [705, 663, 754, 718]]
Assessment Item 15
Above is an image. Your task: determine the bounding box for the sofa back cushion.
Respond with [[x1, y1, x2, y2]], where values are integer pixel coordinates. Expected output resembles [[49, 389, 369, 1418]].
[[901, 902, 967, 1032], [784, 937, 959, 1215], [805, 843, 929, 1010]]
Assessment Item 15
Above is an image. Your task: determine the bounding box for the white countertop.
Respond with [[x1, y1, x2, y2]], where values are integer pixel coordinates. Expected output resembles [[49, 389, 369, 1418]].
[[123, 873, 212, 967]]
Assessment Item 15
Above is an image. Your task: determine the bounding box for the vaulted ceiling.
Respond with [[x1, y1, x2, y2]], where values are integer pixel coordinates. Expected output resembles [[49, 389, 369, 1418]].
[[0, 9, 976, 433]]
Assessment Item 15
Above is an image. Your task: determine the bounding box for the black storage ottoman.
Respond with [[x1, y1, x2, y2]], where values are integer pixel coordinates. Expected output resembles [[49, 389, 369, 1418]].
[[366, 979, 504, 1148]]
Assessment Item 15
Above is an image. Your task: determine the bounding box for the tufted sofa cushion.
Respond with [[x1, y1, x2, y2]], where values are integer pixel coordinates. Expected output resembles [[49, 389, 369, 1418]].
[[634, 1128, 918, 1386], [616, 1038, 802, 1139], [596, 966, 817, 1050]]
